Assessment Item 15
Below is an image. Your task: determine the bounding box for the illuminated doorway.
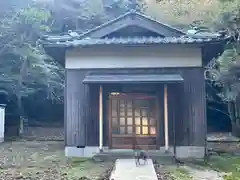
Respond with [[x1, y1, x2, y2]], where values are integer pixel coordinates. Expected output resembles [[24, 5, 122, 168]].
[[109, 93, 158, 149]]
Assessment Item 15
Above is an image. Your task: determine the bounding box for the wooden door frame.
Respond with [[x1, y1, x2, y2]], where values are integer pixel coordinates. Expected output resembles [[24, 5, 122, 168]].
[[108, 93, 160, 149]]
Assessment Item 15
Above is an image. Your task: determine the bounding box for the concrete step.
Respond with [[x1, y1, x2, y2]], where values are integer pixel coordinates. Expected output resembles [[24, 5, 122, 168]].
[[93, 150, 174, 162]]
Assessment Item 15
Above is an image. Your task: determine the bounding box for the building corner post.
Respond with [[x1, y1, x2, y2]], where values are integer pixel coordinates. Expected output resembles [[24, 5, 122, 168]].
[[99, 85, 103, 152], [164, 84, 169, 152]]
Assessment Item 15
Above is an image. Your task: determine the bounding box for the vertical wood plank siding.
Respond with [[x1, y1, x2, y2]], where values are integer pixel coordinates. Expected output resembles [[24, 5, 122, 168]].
[[157, 86, 165, 146], [65, 67, 207, 147], [184, 68, 206, 146], [87, 84, 99, 146], [166, 68, 206, 146], [65, 69, 88, 146], [174, 83, 186, 145]]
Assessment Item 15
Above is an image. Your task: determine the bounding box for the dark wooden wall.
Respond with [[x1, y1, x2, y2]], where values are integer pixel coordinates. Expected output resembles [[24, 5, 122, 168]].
[[65, 69, 88, 146], [162, 68, 206, 147], [65, 69, 109, 147], [65, 67, 206, 147]]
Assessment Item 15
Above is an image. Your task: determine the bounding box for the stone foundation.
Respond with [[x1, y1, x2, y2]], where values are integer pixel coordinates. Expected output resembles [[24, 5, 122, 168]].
[[65, 146, 100, 157], [65, 146, 205, 159], [174, 146, 205, 159]]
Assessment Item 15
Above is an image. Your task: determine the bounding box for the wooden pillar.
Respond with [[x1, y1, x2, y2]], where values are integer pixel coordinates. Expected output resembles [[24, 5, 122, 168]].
[[164, 84, 169, 152], [99, 85, 103, 151]]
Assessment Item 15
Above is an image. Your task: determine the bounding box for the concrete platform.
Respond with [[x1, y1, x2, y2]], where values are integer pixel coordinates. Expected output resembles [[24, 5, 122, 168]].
[[66, 146, 205, 159], [94, 150, 173, 161], [109, 159, 158, 180]]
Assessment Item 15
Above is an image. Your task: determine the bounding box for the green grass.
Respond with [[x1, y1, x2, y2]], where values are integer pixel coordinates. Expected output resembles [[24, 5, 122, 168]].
[[169, 167, 193, 180], [66, 158, 113, 180], [154, 154, 240, 180], [192, 155, 240, 180], [154, 158, 193, 180]]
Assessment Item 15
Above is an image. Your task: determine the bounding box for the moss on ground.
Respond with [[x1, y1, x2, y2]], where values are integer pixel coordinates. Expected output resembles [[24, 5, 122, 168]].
[[168, 166, 193, 180], [66, 158, 113, 180], [154, 154, 240, 180], [182, 154, 240, 180], [192, 155, 240, 180], [153, 158, 193, 180]]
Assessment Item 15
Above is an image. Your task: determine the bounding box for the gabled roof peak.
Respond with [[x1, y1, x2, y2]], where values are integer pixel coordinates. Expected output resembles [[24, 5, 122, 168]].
[[78, 11, 186, 39]]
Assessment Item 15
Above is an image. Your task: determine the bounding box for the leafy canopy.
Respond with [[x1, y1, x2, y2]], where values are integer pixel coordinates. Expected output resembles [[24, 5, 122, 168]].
[[0, 1, 64, 101]]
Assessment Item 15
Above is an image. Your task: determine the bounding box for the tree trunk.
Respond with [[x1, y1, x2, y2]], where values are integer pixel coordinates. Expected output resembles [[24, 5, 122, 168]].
[[232, 121, 240, 137], [17, 93, 23, 137], [18, 57, 27, 137], [228, 101, 240, 137]]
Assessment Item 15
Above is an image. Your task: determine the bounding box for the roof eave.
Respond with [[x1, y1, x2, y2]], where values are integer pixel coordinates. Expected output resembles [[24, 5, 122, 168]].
[[41, 39, 227, 49]]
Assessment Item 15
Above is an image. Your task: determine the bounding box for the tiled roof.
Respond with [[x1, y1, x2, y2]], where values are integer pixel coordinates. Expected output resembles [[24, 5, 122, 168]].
[[77, 10, 186, 38], [40, 10, 228, 48], [83, 73, 184, 84], [40, 35, 227, 48]]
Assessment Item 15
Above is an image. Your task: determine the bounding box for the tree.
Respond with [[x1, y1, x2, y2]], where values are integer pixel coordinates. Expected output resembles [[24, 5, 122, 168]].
[[143, 0, 240, 30], [0, 1, 64, 135], [49, 0, 146, 33], [0, 0, 143, 135], [204, 0, 240, 136], [206, 46, 240, 136]]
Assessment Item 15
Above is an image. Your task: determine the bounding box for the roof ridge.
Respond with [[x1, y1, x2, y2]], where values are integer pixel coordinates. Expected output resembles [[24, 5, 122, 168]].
[[78, 11, 185, 38], [40, 35, 228, 48]]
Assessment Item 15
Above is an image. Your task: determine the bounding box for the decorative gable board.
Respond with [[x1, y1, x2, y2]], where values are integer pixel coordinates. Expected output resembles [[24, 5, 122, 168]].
[[79, 11, 185, 39]]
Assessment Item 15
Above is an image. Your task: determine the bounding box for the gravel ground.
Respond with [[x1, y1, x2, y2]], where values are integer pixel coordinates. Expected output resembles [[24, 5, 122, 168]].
[[0, 140, 113, 180], [0, 138, 239, 180], [22, 126, 64, 141]]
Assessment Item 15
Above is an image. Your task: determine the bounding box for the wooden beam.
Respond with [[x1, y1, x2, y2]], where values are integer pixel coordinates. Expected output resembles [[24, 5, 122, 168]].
[[164, 84, 169, 152], [99, 85, 103, 151]]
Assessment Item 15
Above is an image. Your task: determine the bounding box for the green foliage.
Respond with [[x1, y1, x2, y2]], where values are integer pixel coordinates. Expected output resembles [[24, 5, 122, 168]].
[[0, 2, 64, 102], [223, 173, 240, 180], [51, 0, 145, 32], [206, 47, 240, 101], [206, 155, 240, 179], [144, 0, 240, 30], [192, 155, 240, 179], [201, 0, 240, 105], [169, 167, 193, 180], [20, 6, 51, 32], [1, 0, 239, 117]]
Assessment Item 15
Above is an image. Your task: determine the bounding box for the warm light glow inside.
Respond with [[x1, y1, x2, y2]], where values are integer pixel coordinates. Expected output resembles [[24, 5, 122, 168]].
[[111, 97, 157, 136], [111, 92, 120, 95], [150, 127, 156, 135], [142, 126, 148, 135], [136, 127, 141, 135]]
